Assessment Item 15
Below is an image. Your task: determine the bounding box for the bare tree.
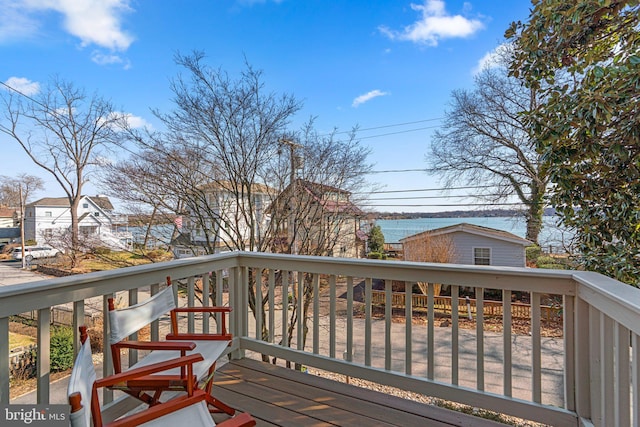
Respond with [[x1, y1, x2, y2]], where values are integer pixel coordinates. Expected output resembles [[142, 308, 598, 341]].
[[120, 52, 302, 256], [403, 233, 457, 296], [269, 123, 372, 362], [0, 174, 44, 208], [0, 174, 44, 268], [118, 53, 373, 363], [0, 77, 124, 266], [428, 47, 549, 244], [101, 145, 189, 256]]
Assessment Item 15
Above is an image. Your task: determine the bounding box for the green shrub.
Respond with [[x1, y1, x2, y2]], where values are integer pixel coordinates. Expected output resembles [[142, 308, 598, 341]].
[[526, 245, 541, 262], [536, 255, 555, 265], [50, 326, 74, 372], [538, 263, 569, 270], [94, 247, 112, 255], [367, 252, 387, 260]]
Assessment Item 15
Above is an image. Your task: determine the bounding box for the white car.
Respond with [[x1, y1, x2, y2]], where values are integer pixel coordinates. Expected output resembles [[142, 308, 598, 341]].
[[12, 246, 61, 262]]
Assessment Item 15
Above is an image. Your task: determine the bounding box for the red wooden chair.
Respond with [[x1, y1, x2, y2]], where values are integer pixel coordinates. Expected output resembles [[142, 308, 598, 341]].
[[68, 326, 256, 427], [107, 277, 234, 415]]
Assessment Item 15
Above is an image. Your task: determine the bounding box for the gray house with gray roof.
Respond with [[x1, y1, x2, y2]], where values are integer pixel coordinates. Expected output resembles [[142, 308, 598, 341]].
[[400, 223, 532, 267]]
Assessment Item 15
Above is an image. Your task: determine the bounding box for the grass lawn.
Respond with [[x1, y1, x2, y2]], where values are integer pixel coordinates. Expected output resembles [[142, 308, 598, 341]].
[[9, 332, 35, 350], [59, 249, 174, 273]]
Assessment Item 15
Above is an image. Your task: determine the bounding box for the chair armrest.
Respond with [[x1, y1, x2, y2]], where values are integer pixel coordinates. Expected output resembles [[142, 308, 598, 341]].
[[95, 354, 204, 389], [106, 391, 209, 427], [113, 340, 196, 351], [165, 332, 232, 341], [169, 306, 231, 339], [218, 412, 257, 427], [171, 306, 232, 314]]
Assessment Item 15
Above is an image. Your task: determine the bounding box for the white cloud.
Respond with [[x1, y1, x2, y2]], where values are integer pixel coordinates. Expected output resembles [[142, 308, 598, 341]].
[[122, 113, 152, 129], [352, 90, 389, 108], [2, 0, 134, 51], [99, 111, 152, 130], [472, 42, 512, 75], [111, 111, 153, 129], [2, 77, 40, 95], [379, 0, 484, 46], [91, 51, 131, 69], [0, 0, 40, 42]]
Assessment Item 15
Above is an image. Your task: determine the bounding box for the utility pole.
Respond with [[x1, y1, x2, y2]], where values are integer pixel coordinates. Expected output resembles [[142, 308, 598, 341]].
[[279, 138, 302, 255], [19, 185, 26, 269]]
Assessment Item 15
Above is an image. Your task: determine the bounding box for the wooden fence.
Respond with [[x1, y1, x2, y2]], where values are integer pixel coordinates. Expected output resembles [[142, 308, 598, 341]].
[[371, 290, 562, 321]]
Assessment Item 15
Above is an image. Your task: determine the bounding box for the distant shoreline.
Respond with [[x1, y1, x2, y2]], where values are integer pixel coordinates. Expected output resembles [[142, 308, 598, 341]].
[[372, 208, 556, 220]]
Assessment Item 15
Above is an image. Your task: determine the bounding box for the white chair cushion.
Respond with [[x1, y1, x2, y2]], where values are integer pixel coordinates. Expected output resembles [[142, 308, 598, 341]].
[[128, 340, 229, 381], [109, 286, 176, 344], [67, 339, 96, 427], [140, 400, 214, 426]]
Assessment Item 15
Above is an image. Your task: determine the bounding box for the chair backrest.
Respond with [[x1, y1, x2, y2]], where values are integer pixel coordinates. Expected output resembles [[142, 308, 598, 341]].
[[67, 327, 96, 427], [108, 284, 176, 344]]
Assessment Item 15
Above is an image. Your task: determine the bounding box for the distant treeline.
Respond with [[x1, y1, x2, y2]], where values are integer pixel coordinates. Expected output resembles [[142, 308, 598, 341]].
[[374, 208, 556, 220]]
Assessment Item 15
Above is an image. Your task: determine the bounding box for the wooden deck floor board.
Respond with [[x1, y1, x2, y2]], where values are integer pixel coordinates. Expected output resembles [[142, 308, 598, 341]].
[[220, 362, 437, 427], [215, 359, 507, 427]]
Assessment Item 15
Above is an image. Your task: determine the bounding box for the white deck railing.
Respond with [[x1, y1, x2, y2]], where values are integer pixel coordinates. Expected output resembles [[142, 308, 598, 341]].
[[0, 252, 638, 427]]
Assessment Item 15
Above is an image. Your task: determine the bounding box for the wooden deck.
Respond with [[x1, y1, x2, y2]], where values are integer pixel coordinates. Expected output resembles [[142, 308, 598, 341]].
[[212, 359, 508, 427]]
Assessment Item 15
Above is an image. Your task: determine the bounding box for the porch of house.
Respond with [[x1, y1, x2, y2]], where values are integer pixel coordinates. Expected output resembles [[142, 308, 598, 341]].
[[215, 358, 507, 427], [1, 251, 638, 427]]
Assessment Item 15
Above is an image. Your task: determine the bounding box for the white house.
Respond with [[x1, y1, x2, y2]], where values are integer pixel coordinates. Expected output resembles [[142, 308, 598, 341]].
[[0, 207, 20, 247], [24, 196, 131, 250], [173, 182, 274, 258], [0, 208, 17, 228], [400, 223, 532, 268]]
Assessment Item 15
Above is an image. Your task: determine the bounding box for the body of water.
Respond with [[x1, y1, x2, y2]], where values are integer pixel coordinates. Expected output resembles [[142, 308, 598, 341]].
[[376, 216, 573, 249]]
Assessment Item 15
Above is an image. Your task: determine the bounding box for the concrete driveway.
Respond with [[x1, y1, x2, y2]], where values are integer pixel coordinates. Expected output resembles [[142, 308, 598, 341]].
[[0, 260, 51, 287]]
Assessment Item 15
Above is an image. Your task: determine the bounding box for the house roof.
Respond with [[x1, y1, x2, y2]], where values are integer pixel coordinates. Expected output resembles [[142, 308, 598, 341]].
[[400, 223, 533, 247], [199, 181, 276, 195], [0, 208, 16, 218], [27, 196, 114, 210], [27, 197, 70, 207], [294, 179, 363, 216], [90, 196, 114, 211]]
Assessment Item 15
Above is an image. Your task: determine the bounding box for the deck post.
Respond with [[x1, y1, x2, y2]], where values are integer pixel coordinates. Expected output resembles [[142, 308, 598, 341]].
[[0, 316, 8, 403]]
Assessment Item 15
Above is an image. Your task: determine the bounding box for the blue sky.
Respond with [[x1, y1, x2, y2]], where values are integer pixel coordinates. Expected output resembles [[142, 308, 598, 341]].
[[0, 0, 532, 213]]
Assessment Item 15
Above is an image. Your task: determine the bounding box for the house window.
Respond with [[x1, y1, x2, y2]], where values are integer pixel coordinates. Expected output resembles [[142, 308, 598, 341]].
[[83, 203, 89, 209], [474, 248, 491, 265], [94, 212, 100, 216], [45, 211, 52, 217], [43, 229, 53, 239]]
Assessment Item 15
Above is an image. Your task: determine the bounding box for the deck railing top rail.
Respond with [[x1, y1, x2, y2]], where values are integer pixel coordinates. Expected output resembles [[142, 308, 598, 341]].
[[2, 252, 638, 330], [2, 251, 639, 427]]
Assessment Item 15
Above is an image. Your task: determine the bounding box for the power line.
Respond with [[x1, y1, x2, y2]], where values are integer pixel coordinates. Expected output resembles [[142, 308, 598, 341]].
[[359, 202, 530, 208], [356, 125, 440, 141], [366, 193, 531, 201], [366, 169, 429, 174], [324, 117, 443, 137], [363, 185, 496, 194]]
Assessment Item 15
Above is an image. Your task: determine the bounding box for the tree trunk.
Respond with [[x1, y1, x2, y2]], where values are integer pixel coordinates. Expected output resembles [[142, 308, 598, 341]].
[[69, 196, 80, 268], [525, 183, 545, 244]]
